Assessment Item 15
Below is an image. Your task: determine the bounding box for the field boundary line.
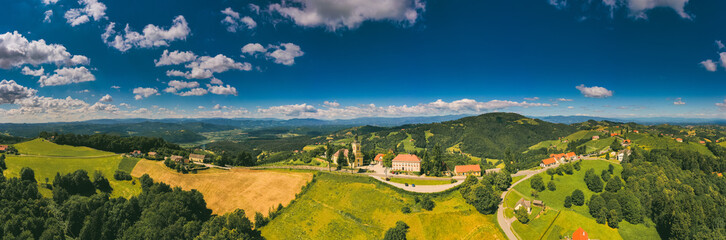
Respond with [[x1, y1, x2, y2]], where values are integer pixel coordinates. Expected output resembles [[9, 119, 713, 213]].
[[538, 210, 561, 240]]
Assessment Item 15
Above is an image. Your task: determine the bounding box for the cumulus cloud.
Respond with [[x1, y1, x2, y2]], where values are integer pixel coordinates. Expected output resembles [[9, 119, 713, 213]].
[[155, 50, 197, 66], [717, 40, 725, 50], [133, 87, 158, 100], [524, 97, 539, 101], [701, 59, 718, 72], [241, 43, 266, 55], [258, 103, 318, 117], [0, 31, 89, 69], [99, 94, 112, 102], [324, 101, 340, 108], [38, 66, 96, 87], [557, 98, 574, 102], [0, 80, 37, 104], [716, 99, 726, 111], [168, 54, 251, 79], [111, 85, 120, 89], [44, 10, 53, 23], [65, 0, 107, 26], [42, 0, 59, 5], [177, 88, 208, 96], [548, 0, 691, 20], [221, 7, 257, 32], [213, 104, 224, 110], [576, 84, 613, 98], [720, 52, 726, 69], [21, 66, 45, 76], [163, 80, 199, 94], [207, 84, 238, 95], [87, 102, 118, 112], [267, 43, 304, 65], [269, 0, 425, 31], [210, 77, 223, 85], [103, 16, 191, 52]]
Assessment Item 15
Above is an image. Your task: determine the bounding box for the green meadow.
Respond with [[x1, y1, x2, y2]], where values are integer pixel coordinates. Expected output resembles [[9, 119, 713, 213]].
[[14, 138, 113, 157], [261, 173, 506, 240]]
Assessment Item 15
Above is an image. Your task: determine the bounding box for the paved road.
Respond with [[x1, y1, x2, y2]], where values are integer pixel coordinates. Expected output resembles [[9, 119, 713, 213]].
[[496, 164, 557, 240], [369, 175, 465, 193]]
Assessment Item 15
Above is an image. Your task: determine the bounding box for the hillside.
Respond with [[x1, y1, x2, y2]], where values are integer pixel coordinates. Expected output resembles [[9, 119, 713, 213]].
[[356, 112, 577, 159]]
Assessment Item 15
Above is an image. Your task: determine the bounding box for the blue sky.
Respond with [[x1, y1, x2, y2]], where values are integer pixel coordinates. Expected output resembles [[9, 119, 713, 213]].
[[0, 0, 725, 122]]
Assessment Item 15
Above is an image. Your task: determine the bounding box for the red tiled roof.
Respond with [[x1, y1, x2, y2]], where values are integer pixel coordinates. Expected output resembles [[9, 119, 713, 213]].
[[455, 165, 481, 173], [392, 154, 420, 163], [542, 158, 557, 165], [0, 145, 8, 151], [375, 154, 386, 162], [573, 227, 589, 240], [566, 152, 576, 158]]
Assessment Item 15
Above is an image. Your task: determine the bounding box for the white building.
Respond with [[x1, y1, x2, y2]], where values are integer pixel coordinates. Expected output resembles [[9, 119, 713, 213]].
[[392, 154, 421, 172]]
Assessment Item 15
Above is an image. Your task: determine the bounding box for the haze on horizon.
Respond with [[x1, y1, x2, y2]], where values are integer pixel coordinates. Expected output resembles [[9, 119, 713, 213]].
[[1, 0, 725, 123]]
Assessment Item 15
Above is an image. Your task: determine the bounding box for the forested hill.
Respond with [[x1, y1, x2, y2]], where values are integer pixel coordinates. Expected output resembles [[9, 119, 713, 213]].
[[357, 112, 577, 159]]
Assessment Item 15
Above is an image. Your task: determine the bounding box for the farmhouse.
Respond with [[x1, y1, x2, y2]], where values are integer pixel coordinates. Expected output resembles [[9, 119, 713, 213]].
[[676, 138, 683, 143], [573, 227, 589, 240], [374, 154, 385, 164], [515, 198, 531, 213], [454, 165, 481, 176], [147, 152, 157, 157], [0, 145, 8, 152], [189, 154, 205, 163], [392, 154, 421, 172], [633, 130, 639, 133], [171, 155, 187, 164], [591, 135, 599, 140], [610, 133, 620, 137], [540, 158, 557, 167], [130, 150, 143, 157]]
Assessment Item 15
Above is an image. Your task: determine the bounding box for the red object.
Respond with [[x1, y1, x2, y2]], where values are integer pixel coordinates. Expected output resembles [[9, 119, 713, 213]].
[[454, 165, 481, 173], [541, 158, 557, 165], [573, 227, 589, 240], [392, 154, 421, 162]]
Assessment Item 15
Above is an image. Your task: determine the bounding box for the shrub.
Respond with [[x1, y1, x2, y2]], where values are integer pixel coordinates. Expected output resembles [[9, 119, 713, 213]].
[[383, 221, 409, 240], [20, 167, 36, 183], [515, 207, 530, 224], [547, 181, 556, 191], [401, 206, 411, 214], [571, 189, 585, 206], [564, 196, 572, 208], [530, 175, 545, 192], [420, 197, 435, 211]]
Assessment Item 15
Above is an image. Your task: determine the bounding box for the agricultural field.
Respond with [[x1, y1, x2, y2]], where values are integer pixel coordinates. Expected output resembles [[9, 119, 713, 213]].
[[632, 135, 714, 157], [509, 159, 659, 240], [528, 130, 601, 152], [14, 138, 113, 157], [388, 177, 453, 185], [3, 140, 141, 198], [581, 137, 616, 153], [261, 173, 506, 240], [130, 160, 313, 218]]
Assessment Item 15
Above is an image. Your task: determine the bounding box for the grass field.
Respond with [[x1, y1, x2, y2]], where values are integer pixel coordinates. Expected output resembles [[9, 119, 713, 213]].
[[633, 135, 714, 157], [529, 130, 601, 152], [117, 157, 140, 172], [261, 173, 506, 240], [131, 160, 313, 218], [4, 143, 141, 199], [581, 137, 616, 154], [13, 138, 113, 157], [388, 177, 453, 185], [509, 159, 660, 240]]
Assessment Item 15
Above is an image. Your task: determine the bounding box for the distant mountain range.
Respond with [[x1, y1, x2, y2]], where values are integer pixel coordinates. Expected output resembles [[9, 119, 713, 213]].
[[533, 115, 726, 125]]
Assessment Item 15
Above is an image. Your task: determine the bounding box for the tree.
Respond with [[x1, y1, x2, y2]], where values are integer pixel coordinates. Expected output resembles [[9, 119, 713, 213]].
[[619, 191, 643, 224], [325, 143, 334, 172], [463, 184, 501, 214], [584, 168, 603, 192], [588, 195, 606, 218], [530, 175, 545, 192], [606, 199, 622, 219], [546, 168, 555, 180], [401, 206, 411, 214], [20, 167, 36, 183], [571, 189, 585, 206], [548, 181, 556, 191], [607, 209, 619, 228], [336, 150, 347, 170], [92, 171, 112, 193], [382, 153, 395, 178], [564, 196, 572, 208], [139, 173, 154, 191], [515, 207, 530, 224], [383, 221, 409, 240], [608, 164, 615, 174], [610, 139, 622, 152], [254, 212, 268, 229], [605, 175, 622, 192], [494, 172, 512, 191], [596, 208, 607, 224], [574, 160, 581, 171], [503, 148, 518, 174], [0, 154, 6, 170], [420, 196, 435, 211], [601, 170, 611, 182]]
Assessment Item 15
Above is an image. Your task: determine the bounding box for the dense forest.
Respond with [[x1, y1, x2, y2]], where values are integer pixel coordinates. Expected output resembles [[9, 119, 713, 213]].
[[0, 167, 263, 240], [43, 132, 183, 154]]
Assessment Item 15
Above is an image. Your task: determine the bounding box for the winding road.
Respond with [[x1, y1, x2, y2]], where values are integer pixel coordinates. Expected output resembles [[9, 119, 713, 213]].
[[496, 164, 559, 240]]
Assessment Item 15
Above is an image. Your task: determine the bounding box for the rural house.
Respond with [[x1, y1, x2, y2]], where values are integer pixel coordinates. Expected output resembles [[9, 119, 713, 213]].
[[454, 165, 481, 176], [147, 152, 157, 157], [130, 150, 143, 157], [676, 138, 683, 142], [540, 158, 557, 167], [374, 154, 385, 164], [392, 154, 421, 172], [331, 149, 349, 162], [0, 145, 8, 152], [171, 155, 187, 164], [573, 227, 589, 240], [189, 154, 205, 163], [515, 198, 532, 213], [591, 135, 600, 140]]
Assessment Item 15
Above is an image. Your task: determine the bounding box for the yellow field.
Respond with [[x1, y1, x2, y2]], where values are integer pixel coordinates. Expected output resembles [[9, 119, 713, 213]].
[[130, 160, 313, 218]]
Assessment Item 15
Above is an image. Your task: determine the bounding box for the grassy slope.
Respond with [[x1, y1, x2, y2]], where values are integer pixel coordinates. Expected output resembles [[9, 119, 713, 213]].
[[582, 137, 616, 154], [4, 154, 141, 199], [510, 160, 658, 240], [14, 138, 112, 157], [633, 135, 714, 157], [529, 130, 600, 152], [261, 173, 506, 240]]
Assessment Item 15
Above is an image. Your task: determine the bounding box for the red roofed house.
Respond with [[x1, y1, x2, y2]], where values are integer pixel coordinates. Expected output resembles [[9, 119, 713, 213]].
[[676, 138, 683, 143], [573, 227, 589, 240], [565, 152, 577, 161], [541, 158, 557, 167], [392, 154, 421, 172], [592, 135, 600, 140], [699, 141, 706, 144], [610, 133, 620, 137], [0, 145, 8, 152], [633, 130, 639, 133], [454, 165, 481, 176], [130, 150, 143, 157], [374, 154, 386, 163]]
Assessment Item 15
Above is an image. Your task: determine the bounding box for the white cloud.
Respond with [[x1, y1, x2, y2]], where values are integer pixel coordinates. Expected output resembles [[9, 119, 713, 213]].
[[164, 80, 199, 94], [207, 84, 238, 95], [42, 0, 59, 5], [38, 66, 95, 87], [717, 40, 725, 50], [198, 106, 205, 109], [99, 94, 112, 102], [269, 0, 425, 31], [210, 77, 223, 85], [568, 106, 575, 109], [576, 84, 613, 98], [111, 85, 120, 89], [524, 97, 539, 101], [155, 50, 197, 66], [213, 104, 224, 110], [169, 54, 251, 79], [548, 0, 691, 20], [249, 4, 260, 14], [716, 99, 726, 111], [557, 98, 574, 102], [700, 59, 718, 72], [258, 103, 318, 117], [0, 31, 89, 69], [88, 102, 118, 112], [267, 43, 304, 65], [0, 80, 37, 104], [133, 87, 158, 100], [65, 0, 107, 26], [177, 88, 208, 96], [103, 16, 191, 52], [720, 52, 726, 69], [119, 103, 131, 108], [221, 7, 257, 32], [673, 97, 685, 105], [21, 66, 45, 76], [241, 43, 266, 55], [44, 10, 53, 23], [324, 101, 340, 108]]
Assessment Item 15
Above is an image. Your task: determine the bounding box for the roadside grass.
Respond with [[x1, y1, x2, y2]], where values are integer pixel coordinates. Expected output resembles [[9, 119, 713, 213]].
[[14, 138, 112, 157], [512, 175, 526, 184], [4, 154, 141, 199], [388, 177, 453, 185], [261, 173, 506, 240]]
